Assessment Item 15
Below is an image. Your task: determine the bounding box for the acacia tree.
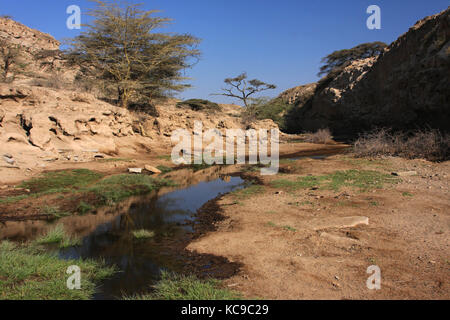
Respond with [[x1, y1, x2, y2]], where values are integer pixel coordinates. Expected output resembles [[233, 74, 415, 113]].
[[318, 42, 387, 77], [0, 40, 24, 82], [67, 0, 201, 108], [212, 72, 276, 107]]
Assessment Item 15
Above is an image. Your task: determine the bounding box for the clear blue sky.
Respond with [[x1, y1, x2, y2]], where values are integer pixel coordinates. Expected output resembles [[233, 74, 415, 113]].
[[2, 0, 449, 104]]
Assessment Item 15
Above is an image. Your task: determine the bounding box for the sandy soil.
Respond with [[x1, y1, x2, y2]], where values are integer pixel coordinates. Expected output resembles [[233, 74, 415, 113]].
[[1, 141, 448, 300], [188, 155, 450, 299]]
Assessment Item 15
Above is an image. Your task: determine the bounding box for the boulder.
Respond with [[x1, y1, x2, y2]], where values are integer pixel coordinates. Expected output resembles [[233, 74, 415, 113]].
[[144, 165, 162, 174]]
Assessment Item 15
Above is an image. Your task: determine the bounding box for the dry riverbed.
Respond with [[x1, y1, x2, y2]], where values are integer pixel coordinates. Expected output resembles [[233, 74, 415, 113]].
[[0, 142, 448, 299], [189, 155, 450, 299]]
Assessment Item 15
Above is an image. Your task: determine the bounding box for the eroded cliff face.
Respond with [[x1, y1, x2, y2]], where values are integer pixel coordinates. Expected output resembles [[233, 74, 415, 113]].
[[286, 7, 450, 134], [0, 18, 277, 172]]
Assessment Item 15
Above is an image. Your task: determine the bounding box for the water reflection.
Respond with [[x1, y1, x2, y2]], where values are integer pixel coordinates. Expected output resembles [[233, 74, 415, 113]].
[[0, 167, 246, 299]]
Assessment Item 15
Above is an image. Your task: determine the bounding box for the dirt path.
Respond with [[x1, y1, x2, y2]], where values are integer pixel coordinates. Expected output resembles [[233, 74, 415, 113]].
[[188, 155, 450, 299]]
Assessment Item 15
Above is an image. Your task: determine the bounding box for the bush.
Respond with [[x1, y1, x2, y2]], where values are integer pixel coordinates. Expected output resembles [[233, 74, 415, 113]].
[[304, 128, 333, 144], [353, 129, 450, 161], [176, 99, 222, 112]]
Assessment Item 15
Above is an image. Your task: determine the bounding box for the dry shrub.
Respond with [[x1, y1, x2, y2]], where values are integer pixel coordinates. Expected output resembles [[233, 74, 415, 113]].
[[304, 128, 333, 144], [353, 129, 449, 161]]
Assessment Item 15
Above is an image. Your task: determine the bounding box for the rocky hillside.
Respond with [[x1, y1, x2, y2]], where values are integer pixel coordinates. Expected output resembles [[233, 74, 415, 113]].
[[0, 18, 277, 173], [283, 7, 450, 134]]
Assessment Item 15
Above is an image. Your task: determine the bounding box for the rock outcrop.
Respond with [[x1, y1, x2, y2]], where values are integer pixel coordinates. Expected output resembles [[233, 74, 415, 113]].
[[0, 17, 278, 171], [284, 7, 450, 134]]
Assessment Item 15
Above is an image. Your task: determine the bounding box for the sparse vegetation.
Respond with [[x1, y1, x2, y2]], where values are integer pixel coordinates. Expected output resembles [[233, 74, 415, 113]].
[[156, 165, 173, 173], [0, 241, 115, 300], [176, 99, 221, 112], [232, 185, 263, 199], [126, 271, 241, 300], [1, 169, 174, 218], [132, 229, 155, 239], [212, 72, 276, 107], [353, 129, 450, 161], [304, 128, 333, 144], [0, 39, 26, 82], [272, 170, 398, 192], [20, 169, 103, 194], [318, 42, 387, 77]]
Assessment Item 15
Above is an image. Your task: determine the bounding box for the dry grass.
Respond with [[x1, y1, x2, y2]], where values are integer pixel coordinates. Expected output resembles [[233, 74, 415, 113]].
[[353, 128, 449, 161], [304, 128, 333, 144]]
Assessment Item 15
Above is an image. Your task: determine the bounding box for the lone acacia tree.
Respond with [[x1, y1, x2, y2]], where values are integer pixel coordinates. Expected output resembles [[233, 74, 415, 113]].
[[213, 73, 276, 107], [318, 42, 387, 77], [0, 40, 24, 82], [67, 0, 201, 108]]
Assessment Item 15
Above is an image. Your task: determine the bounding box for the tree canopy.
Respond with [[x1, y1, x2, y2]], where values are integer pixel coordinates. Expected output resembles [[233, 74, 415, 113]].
[[67, 0, 201, 108], [212, 72, 276, 107], [318, 42, 387, 77]]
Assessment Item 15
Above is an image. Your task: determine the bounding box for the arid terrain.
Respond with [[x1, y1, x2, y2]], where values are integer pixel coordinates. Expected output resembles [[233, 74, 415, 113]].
[[189, 153, 449, 299], [0, 5, 449, 301]]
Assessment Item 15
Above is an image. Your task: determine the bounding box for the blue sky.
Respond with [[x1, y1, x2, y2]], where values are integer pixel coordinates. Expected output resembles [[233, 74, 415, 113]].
[[2, 0, 449, 104]]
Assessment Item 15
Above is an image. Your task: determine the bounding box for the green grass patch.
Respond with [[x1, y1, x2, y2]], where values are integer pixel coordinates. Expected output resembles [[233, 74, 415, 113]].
[[402, 192, 414, 197], [20, 169, 103, 194], [88, 174, 174, 205], [282, 225, 297, 232], [132, 229, 155, 239], [0, 194, 29, 204], [157, 155, 172, 161], [272, 170, 398, 193], [231, 184, 263, 199], [266, 221, 277, 227], [156, 165, 173, 173], [126, 271, 241, 300], [0, 241, 115, 300], [77, 201, 94, 215], [35, 224, 81, 249], [40, 206, 70, 218]]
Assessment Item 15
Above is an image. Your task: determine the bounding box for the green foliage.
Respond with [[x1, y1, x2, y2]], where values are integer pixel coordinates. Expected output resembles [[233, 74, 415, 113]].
[[0, 241, 115, 300], [246, 97, 292, 131], [77, 201, 94, 215], [318, 42, 387, 77], [67, 0, 201, 108], [127, 271, 241, 300], [212, 72, 276, 107], [176, 99, 221, 112]]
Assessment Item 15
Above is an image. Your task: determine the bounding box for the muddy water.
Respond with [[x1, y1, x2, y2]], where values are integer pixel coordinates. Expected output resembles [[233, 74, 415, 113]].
[[0, 166, 246, 299]]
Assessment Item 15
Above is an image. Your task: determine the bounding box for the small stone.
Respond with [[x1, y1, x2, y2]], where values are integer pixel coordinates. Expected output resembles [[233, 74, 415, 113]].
[[275, 191, 283, 195], [391, 171, 417, 177], [3, 153, 13, 159], [3, 156, 15, 165], [128, 168, 143, 174]]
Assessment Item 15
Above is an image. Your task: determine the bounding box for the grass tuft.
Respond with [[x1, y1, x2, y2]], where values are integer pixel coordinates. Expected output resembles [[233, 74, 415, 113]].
[[0, 241, 115, 300], [126, 271, 241, 300], [132, 229, 155, 239]]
